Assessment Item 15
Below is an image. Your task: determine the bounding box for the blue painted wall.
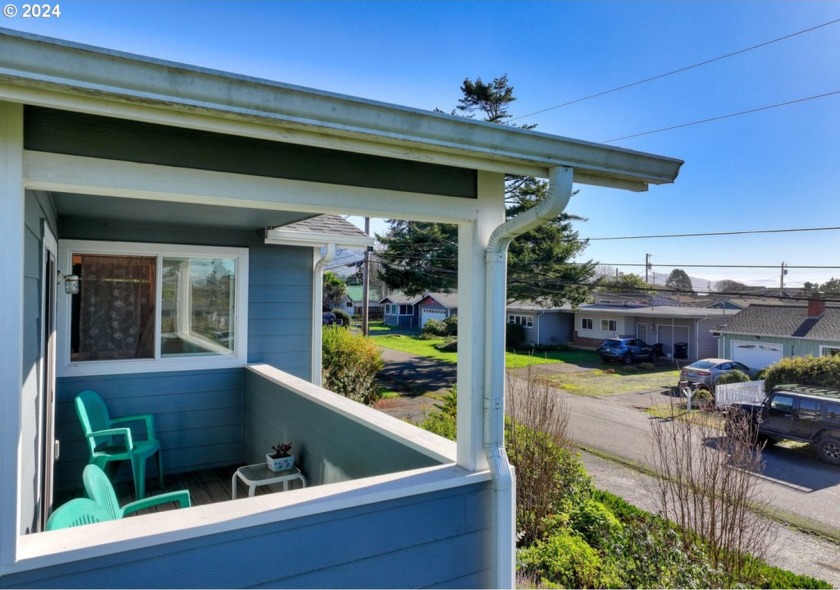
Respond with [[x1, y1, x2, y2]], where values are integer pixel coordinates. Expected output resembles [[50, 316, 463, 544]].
[[243, 370, 439, 484], [52, 221, 315, 491], [3, 481, 492, 589], [55, 369, 245, 492]]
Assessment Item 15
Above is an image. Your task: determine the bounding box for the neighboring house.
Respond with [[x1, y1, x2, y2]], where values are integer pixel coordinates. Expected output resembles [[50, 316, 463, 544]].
[[0, 30, 680, 588], [380, 293, 422, 327], [506, 301, 576, 347], [418, 292, 459, 328], [573, 303, 734, 361], [341, 285, 381, 317], [714, 300, 840, 369]]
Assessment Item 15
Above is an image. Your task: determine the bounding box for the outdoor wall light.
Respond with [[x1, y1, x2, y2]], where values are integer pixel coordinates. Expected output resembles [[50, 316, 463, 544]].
[[58, 271, 80, 295]]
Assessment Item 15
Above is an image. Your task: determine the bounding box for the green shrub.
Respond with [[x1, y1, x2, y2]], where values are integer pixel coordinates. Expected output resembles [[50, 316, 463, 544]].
[[421, 319, 446, 337], [442, 314, 458, 336], [518, 531, 617, 589], [751, 561, 832, 589], [435, 338, 457, 352], [421, 315, 458, 338], [321, 326, 383, 405], [569, 499, 623, 551], [762, 355, 840, 392], [620, 365, 639, 373], [716, 369, 750, 385], [507, 322, 526, 348], [507, 419, 593, 545], [332, 309, 351, 326], [694, 386, 714, 405], [420, 388, 457, 440], [638, 362, 656, 371]]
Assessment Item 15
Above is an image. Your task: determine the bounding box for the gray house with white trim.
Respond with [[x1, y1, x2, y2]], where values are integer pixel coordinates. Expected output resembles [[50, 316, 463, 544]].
[[714, 300, 840, 369], [573, 303, 732, 361], [0, 29, 680, 588]]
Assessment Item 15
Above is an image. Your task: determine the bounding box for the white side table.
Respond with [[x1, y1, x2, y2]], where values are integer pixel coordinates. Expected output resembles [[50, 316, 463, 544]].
[[231, 464, 307, 499]]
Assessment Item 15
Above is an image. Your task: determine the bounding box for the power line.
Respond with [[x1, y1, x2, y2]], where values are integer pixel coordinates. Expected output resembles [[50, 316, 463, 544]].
[[511, 18, 840, 122], [587, 224, 840, 241], [603, 89, 840, 143], [376, 224, 840, 245]]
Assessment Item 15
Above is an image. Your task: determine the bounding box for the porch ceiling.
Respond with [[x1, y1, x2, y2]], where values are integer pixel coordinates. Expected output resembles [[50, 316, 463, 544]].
[[50, 191, 312, 231]]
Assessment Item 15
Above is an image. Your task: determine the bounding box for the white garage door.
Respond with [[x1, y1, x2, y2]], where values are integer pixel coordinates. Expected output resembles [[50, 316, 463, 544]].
[[731, 340, 783, 369], [420, 308, 447, 328]]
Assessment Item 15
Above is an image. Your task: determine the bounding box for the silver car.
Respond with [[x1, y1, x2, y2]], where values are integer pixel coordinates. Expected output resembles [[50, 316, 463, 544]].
[[679, 358, 756, 390]]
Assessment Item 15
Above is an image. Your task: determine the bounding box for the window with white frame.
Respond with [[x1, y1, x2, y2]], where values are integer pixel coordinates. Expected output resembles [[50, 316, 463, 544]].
[[58, 241, 248, 376], [820, 346, 840, 357], [601, 319, 617, 332], [508, 314, 534, 328], [581, 318, 593, 330]]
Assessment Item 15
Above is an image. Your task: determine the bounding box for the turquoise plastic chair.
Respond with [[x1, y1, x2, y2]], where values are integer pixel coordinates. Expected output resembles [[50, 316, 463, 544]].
[[45, 498, 111, 531], [75, 390, 164, 500], [83, 464, 191, 519]]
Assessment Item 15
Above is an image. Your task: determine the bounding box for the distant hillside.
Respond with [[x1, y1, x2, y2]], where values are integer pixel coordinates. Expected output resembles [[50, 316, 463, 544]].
[[652, 272, 712, 294]]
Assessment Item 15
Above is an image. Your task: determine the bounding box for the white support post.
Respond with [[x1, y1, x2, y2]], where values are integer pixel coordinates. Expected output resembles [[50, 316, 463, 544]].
[[456, 172, 505, 471], [0, 101, 24, 570]]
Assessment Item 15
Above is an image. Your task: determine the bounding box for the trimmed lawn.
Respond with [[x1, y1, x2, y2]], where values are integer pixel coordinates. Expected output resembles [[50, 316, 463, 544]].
[[373, 334, 457, 363], [372, 329, 604, 369], [542, 367, 681, 397]]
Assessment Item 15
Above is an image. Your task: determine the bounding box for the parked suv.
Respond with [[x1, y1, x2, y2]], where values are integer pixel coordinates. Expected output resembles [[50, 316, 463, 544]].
[[728, 385, 840, 465], [598, 337, 662, 365]]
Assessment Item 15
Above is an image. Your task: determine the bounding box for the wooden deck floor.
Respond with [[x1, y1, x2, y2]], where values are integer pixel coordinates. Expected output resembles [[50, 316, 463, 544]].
[[55, 464, 301, 515]]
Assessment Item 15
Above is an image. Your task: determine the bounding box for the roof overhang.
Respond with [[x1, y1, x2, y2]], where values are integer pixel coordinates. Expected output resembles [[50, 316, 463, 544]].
[[0, 28, 683, 192], [265, 230, 374, 250]]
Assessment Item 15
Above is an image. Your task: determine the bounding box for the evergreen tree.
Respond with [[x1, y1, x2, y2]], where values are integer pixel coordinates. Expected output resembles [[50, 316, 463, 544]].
[[596, 272, 652, 294], [377, 75, 595, 307], [819, 277, 840, 295], [322, 271, 347, 310], [665, 269, 695, 294]]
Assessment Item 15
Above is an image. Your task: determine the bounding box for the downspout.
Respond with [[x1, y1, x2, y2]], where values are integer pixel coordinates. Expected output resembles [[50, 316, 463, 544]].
[[484, 166, 573, 588], [311, 243, 335, 385]]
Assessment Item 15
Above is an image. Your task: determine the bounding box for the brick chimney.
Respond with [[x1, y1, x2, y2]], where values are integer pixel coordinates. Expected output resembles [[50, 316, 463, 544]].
[[808, 297, 826, 318]]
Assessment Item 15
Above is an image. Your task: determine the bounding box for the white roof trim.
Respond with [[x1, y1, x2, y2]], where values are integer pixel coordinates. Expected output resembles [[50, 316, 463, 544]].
[[265, 230, 374, 249], [0, 28, 682, 191]]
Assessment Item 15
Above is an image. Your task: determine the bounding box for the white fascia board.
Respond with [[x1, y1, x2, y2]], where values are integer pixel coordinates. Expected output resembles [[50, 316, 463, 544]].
[[265, 230, 374, 250], [0, 29, 683, 190]]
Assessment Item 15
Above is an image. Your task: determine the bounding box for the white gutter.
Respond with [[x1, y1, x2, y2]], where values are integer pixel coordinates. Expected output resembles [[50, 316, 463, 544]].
[[0, 30, 683, 191], [484, 166, 573, 588], [311, 243, 335, 385]]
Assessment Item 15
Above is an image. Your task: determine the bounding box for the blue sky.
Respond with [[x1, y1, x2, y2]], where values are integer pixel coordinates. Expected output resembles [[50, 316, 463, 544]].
[[4, 1, 839, 289]]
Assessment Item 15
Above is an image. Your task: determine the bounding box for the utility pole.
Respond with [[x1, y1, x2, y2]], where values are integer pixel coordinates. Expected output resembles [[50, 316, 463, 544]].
[[645, 253, 651, 284], [780, 261, 787, 293], [362, 217, 371, 336]]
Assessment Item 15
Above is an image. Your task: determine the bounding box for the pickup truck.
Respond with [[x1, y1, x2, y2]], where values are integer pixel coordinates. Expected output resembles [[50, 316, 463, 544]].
[[728, 385, 840, 465]]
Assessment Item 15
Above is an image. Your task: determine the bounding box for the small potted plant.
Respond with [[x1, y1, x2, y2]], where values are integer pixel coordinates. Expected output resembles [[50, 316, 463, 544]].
[[266, 442, 294, 472]]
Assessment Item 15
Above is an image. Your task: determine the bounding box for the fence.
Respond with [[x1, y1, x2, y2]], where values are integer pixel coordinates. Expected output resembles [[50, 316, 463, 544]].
[[715, 380, 766, 409]]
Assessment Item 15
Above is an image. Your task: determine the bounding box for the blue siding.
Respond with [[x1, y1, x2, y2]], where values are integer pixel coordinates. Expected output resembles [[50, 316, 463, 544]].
[[55, 369, 244, 491], [247, 244, 312, 380], [3, 482, 492, 589]]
